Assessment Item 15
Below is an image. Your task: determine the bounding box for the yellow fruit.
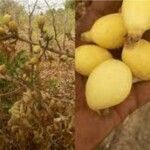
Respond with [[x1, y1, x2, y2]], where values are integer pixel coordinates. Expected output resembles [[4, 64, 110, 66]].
[[37, 15, 45, 28], [75, 45, 112, 76], [122, 39, 150, 80], [3, 14, 12, 25], [33, 46, 41, 54], [86, 59, 132, 110], [0, 27, 5, 35], [8, 21, 17, 32], [122, 0, 150, 41], [84, 13, 127, 49], [81, 31, 92, 43]]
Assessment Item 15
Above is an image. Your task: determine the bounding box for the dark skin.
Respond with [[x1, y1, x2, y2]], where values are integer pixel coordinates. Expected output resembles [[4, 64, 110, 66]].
[[75, 1, 150, 150]]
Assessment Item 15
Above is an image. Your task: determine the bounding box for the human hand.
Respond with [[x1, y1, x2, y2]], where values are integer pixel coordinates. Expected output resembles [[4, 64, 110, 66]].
[[75, 1, 150, 150]]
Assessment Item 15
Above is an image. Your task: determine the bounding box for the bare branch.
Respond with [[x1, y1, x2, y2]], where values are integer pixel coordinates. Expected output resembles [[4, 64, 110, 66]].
[[0, 35, 74, 58], [17, 36, 38, 45], [29, 0, 38, 17], [28, 0, 38, 54], [63, 13, 67, 50], [0, 35, 15, 41], [46, 47, 74, 58], [44, 0, 62, 51], [51, 10, 62, 51], [0, 87, 23, 97]]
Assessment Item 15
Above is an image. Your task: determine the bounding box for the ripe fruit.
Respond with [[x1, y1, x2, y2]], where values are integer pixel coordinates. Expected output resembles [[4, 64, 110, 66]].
[[3, 14, 12, 25], [0, 27, 5, 35], [75, 45, 112, 76], [122, 0, 150, 41], [81, 31, 92, 43], [8, 21, 17, 32], [37, 15, 45, 29], [86, 59, 132, 110], [122, 39, 150, 80], [33, 46, 41, 54], [82, 13, 127, 49]]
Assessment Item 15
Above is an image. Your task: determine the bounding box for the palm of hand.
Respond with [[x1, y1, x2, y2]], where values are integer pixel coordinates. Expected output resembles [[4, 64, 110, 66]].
[[75, 1, 150, 150]]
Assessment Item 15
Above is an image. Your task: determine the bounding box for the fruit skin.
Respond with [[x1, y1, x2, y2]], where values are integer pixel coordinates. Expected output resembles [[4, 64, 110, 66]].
[[90, 13, 127, 49], [75, 45, 112, 76], [8, 21, 17, 32], [3, 14, 12, 25], [122, 39, 150, 80], [81, 31, 92, 43], [122, 0, 150, 40], [86, 59, 132, 110]]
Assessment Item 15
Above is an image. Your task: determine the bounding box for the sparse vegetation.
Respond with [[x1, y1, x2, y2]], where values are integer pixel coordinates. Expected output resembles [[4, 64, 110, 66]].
[[0, 0, 74, 149]]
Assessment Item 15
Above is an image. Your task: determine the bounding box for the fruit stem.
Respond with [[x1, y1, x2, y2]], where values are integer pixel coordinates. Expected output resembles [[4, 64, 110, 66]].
[[81, 31, 93, 42], [125, 29, 143, 46]]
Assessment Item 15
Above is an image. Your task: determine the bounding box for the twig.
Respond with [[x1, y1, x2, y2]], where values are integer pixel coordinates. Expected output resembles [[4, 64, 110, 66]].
[[18, 36, 74, 57], [39, 29, 51, 60], [46, 47, 74, 58], [17, 36, 38, 45], [44, 0, 62, 52], [0, 35, 15, 41], [0, 76, 27, 97], [28, 0, 38, 53], [0, 87, 23, 97], [30, 0, 38, 16], [63, 13, 67, 50], [0, 35, 74, 58], [50, 10, 62, 51]]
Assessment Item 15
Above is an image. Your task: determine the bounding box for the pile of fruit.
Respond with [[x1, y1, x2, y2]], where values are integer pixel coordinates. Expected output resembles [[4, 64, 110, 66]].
[[75, 0, 150, 111]]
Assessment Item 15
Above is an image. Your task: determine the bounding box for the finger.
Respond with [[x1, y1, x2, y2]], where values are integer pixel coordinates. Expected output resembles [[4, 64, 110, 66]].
[[114, 81, 150, 121], [134, 81, 150, 106], [75, 107, 119, 150], [113, 87, 138, 121]]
